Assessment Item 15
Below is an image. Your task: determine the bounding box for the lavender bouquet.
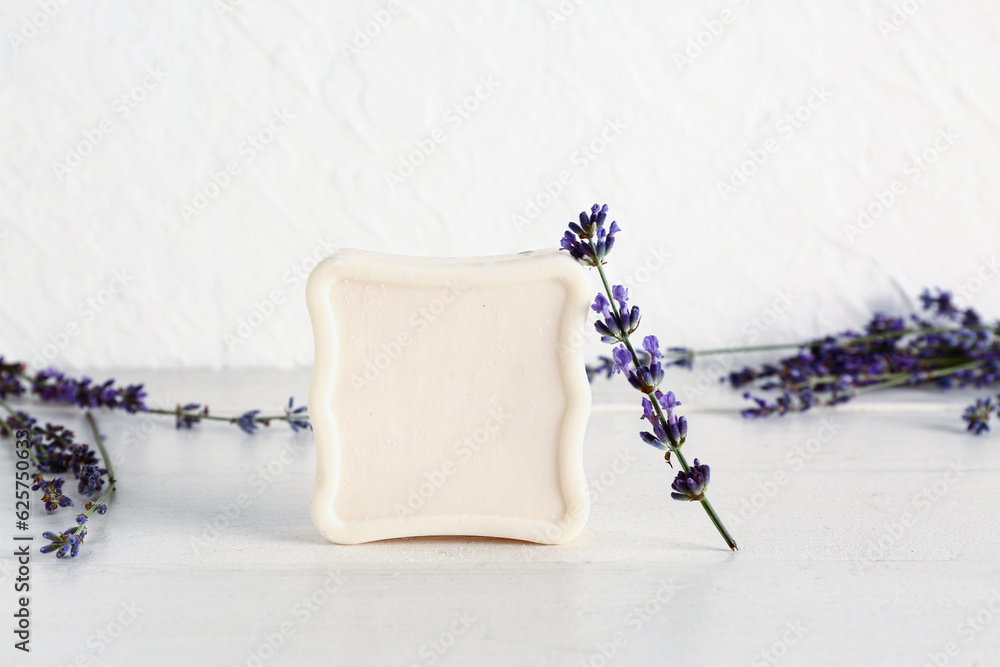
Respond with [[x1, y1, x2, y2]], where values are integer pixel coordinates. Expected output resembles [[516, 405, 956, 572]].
[[587, 283, 1000, 434], [728, 289, 1000, 432], [0, 361, 309, 557]]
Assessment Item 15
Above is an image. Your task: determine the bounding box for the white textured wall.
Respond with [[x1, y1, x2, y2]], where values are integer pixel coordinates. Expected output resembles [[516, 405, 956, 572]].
[[2, 1, 999, 370]]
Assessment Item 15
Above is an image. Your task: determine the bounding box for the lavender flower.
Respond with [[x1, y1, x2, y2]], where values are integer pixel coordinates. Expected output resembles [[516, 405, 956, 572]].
[[962, 398, 994, 435], [586, 355, 616, 381], [1, 357, 312, 561], [31, 476, 74, 514], [560, 203, 619, 267], [642, 336, 663, 360], [561, 204, 737, 550], [714, 289, 1000, 431], [611, 346, 631, 375], [0, 357, 26, 399], [77, 464, 107, 496], [920, 288, 961, 320], [31, 369, 147, 414], [234, 409, 262, 434], [175, 403, 206, 429], [591, 292, 640, 343], [285, 397, 312, 432], [41, 528, 85, 558], [671, 459, 711, 501]]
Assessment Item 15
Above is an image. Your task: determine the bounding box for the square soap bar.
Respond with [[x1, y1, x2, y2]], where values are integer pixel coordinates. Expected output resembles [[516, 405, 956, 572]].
[[306, 249, 592, 544]]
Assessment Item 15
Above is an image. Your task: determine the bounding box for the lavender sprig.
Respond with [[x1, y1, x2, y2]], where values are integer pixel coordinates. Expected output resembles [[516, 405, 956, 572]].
[[0, 359, 311, 434], [717, 288, 1000, 430], [562, 204, 738, 551], [586, 288, 1000, 435], [0, 402, 114, 558], [963, 397, 995, 435], [1, 358, 312, 559], [42, 412, 118, 557]]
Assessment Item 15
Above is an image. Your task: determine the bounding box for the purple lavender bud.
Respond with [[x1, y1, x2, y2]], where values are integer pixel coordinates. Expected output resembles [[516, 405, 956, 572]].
[[612, 346, 631, 374], [671, 459, 711, 501], [592, 293, 611, 317], [612, 284, 629, 310], [234, 410, 261, 434], [642, 336, 663, 360], [641, 397, 656, 423], [594, 319, 618, 343], [626, 306, 641, 332], [640, 430, 666, 450], [560, 205, 618, 266], [659, 391, 679, 425], [77, 464, 107, 497], [962, 398, 994, 435], [666, 421, 681, 447]]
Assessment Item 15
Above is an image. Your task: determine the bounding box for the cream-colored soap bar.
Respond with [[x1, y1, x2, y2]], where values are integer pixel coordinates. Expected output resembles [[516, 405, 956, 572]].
[[306, 249, 592, 545]]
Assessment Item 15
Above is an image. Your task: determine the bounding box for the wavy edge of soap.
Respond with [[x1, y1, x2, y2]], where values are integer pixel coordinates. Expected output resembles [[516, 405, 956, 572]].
[[305, 248, 592, 545]]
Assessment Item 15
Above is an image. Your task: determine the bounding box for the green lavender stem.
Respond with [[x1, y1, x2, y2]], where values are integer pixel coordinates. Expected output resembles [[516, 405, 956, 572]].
[[144, 407, 306, 427], [678, 325, 999, 359], [70, 412, 116, 537], [10, 368, 308, 429], [787, 359, 986, 394], [848, 360, 984, 397], [594, 262, 738, 551]]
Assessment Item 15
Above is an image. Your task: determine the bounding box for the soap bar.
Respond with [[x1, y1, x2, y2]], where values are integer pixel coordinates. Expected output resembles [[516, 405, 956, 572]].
[[306, 249, 592, 544]]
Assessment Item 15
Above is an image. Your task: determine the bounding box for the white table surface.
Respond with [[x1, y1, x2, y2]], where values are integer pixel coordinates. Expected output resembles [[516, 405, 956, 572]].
[[4, 368, 999, 667]]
